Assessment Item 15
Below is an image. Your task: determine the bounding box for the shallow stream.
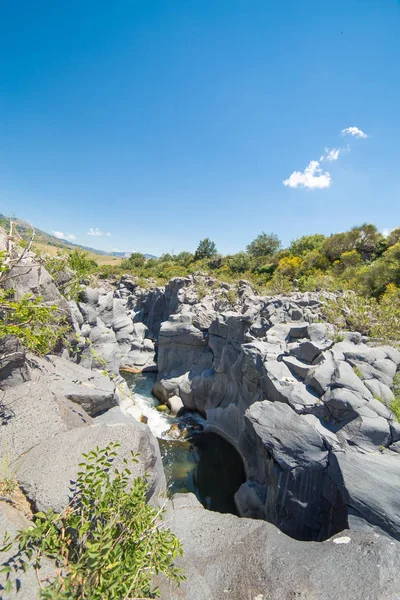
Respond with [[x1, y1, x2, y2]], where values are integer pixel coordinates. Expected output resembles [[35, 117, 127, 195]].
[[122, 372, 245, 514]]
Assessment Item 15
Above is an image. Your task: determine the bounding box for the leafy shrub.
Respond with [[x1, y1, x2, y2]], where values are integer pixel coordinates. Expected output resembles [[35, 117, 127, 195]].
[[226, 252, 253, 274], [66, 250, 97, 277], [299, 250, 330, 274], [0, 442, 184, 599], [265, 272, 293, 295], [276, 255, 302, 278], [246, 232, 280, 258], [0, 291, 67, 354], [289, 233, 325, 256], [322, 287, 400, 344], [391, 372, 400, 422]]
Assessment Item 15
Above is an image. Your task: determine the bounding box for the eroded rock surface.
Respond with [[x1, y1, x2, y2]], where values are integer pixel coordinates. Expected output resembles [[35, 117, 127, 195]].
[[80, 275, 400, 542], [159, 494, 400, 600]]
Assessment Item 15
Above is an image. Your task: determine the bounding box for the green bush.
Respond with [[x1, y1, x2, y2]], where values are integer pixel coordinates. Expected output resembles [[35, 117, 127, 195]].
[[66, 250, 98, 277], [0, 442, 184, 599], [321, 287, 400, 344], [246, 232, 280, 258], [289, 233, 325, 256], [194, 238, 218, 260]]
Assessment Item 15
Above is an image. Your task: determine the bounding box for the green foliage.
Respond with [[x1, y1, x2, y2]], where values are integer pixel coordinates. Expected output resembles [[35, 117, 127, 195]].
[[391, 372, 400, 422], [0, 289, 67, 355], [121, 252, 146, 269], [42, 254, 67, 278], [194, 238, 218, 260], [387, 228, 400, 248], [352, 365, 363, 378], [225, 251, 253, 274], [265, 272, 293, 295], [289, 233, 325, 256], [66, 249, 98, 277], [321, 287, 400, 344], [225, 287, 239, 305], [0, 442, 184, 599], [321, 231, 357, 262], [246, 231, 280, 258], [195, 282, 208, 300]]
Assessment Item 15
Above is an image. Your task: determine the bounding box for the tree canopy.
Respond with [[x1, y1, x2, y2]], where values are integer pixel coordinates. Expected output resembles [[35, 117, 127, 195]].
[[194, 238, 218, 260], [246, 232, 280, 257]]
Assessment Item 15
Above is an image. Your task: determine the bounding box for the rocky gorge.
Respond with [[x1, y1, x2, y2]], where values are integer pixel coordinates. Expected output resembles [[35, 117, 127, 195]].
[[1, 246, 400, 599]]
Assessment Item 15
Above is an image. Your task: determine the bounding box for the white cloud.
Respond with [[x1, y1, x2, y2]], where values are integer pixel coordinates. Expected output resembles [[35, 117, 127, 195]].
[[106, 232, 111, 237], [381, 228, 393, 238], [283, 160, 331, 189], [341, 126, 368, 139], [87, 227, 103, 236], [323, 147, 340, 162], [52, 231, 76, 241], [112, 247, 121, 252]]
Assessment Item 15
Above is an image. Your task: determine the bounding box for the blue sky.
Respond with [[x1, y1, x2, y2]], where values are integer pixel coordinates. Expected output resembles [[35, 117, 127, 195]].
[[0, 0, 399, 255]]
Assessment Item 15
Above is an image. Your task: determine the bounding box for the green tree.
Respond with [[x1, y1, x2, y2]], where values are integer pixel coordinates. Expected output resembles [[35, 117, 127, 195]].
[[351, 223, 383, 260], [246, 232, 280, 258], [321, 232, 357, 262], [194, 238, 218, 260], [67, 249, 97, 276], [289, 234, 325, 256], [387, 228, 400, 248], [121, 252, 146, 269], [226, 252, 253, 273], [175, 251, 194, 267]]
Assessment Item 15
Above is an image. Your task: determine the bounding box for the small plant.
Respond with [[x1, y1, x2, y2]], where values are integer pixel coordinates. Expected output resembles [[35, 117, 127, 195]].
[[0, 448, 18, 497], [332, 332, 345, 343], [226, 288, 238, 306], [0, 442, 184, 598], [390, 372, 400, 422], [352, 365, 363, 378], [195, 283, 207, 301]]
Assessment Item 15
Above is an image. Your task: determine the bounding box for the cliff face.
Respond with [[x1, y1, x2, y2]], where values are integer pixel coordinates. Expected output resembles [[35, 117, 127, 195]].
[[70, 274, 400, 542]]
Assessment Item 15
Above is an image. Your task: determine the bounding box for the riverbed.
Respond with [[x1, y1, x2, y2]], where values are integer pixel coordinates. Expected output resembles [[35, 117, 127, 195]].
[[122, 372, 245, 514]]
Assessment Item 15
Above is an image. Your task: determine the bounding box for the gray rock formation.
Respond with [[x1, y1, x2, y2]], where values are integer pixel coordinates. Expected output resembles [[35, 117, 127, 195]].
[[158, 493, 400, 600], [99, 275, 400, 542], [17, 422, 166, 514]]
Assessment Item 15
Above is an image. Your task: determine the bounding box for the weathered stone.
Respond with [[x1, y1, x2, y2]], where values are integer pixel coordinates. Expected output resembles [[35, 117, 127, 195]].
[[329, 451, 400, 541], [18, 423, 166, 514], [158, 493, 400, 600], [167, 395, 184, 417], [0, 336, 30, 389], [0, 379, 92, 462]]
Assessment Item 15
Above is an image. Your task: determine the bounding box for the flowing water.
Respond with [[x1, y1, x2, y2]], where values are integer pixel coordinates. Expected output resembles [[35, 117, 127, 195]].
[[122, 372, 246, 514]]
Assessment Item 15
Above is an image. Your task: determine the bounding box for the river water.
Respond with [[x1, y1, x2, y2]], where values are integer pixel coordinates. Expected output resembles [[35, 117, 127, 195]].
[[122, 372, 245, 514]]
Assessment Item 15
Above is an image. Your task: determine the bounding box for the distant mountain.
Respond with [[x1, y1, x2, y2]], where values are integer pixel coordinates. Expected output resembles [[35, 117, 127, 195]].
[[0, 214, 157, 259]]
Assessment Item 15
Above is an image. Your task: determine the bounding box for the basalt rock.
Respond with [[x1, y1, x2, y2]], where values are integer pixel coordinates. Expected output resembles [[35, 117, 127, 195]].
[[65, 274, 400, 542], [158, 493, 400, 600]]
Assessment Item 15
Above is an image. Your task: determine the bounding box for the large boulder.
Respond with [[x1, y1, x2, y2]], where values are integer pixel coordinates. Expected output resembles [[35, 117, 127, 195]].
[[4, 256, 68, 311], [328, 450, 400, 540], [0, 379, 92, 462], [34, 354, 118, 416], [17, 422, 166, 514]]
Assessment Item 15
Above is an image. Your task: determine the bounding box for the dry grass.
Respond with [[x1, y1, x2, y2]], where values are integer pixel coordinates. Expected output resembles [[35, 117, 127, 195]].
[[32, 242, 123, 266]]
